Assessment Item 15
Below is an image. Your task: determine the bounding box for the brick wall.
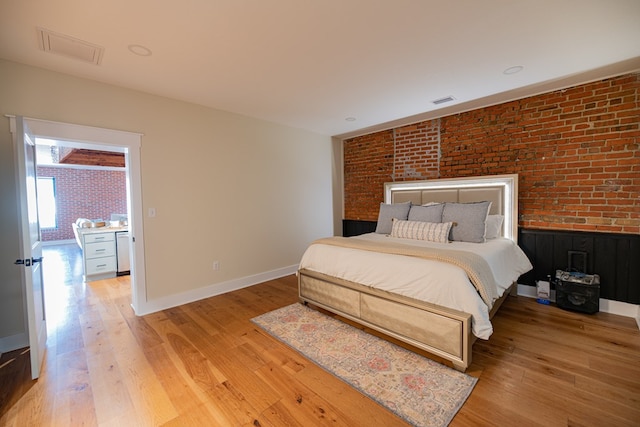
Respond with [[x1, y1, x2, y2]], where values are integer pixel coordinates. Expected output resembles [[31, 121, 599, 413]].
[[393, 119, 440, 180], [344, 73, 640, 234], [37, 166, 127, 241], [344, 130, 394, 221], [344, 120, 441, 221]]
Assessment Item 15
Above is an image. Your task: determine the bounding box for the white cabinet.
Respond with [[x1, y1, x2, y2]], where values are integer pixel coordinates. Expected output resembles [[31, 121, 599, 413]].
[[82, 231, 117, 281]]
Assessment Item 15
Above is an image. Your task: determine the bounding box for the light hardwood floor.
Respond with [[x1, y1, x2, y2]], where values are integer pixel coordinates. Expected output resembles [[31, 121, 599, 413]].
[[1, 244, 639, 426]]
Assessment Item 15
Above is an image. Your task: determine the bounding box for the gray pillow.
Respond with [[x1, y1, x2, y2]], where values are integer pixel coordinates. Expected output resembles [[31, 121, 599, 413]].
[[375, 202, 411, 234], [442, 201, 492, 243], [408, 204, 444, 223]]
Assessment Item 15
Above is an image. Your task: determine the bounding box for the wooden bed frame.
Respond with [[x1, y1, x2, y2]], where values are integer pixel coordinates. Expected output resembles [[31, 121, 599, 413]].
[[298, 174, 519, 371]]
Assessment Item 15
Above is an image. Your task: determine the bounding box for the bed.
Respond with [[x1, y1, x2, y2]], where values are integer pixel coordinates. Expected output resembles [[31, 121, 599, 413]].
[[297, 174, 533, 371]]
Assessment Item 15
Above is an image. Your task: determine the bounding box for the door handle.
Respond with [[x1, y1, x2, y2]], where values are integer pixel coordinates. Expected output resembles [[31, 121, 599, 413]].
[[32, 257, 43, 264]]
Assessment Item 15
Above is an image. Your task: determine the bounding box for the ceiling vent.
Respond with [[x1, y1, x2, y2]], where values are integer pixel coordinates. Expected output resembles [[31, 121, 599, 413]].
[[37, 27, 104, 65], [432, 96, 456, 105]]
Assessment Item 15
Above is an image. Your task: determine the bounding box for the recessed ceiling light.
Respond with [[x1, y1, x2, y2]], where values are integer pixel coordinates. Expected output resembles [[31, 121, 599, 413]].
[[128, 44, 152, 57], [345, 117, 356, 122], [503, 65, 524, 75]]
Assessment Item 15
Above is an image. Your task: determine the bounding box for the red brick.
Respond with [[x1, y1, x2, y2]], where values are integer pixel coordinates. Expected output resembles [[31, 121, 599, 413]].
[[37, 166, 127, 242], [344, 73, 640, 234]]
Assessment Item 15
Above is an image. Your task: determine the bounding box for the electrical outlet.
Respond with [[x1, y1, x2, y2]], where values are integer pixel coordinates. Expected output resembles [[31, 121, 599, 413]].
[[212, 260, 220, 271]]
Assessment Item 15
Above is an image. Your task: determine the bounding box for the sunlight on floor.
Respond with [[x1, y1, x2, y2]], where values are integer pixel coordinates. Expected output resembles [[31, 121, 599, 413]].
[[41, 243, 131, 339], [41, 243, 85, 335]]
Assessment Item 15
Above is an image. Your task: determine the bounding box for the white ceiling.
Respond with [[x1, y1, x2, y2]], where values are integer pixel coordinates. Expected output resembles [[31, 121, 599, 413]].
[[1, 1, 639, 138]]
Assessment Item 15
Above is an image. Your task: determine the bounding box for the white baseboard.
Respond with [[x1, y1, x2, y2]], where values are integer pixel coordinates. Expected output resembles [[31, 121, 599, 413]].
[[135, 264, 299, 316], [517, 284, 640, 330], [0, 332, 29, 353], [42, 239, 76, 246]]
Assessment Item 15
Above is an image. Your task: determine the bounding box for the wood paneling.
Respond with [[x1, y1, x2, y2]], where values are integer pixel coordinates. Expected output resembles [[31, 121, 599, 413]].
[[519, 228, 640, 304], [60, 149, 125, 167], [342, 219, 376, 237]]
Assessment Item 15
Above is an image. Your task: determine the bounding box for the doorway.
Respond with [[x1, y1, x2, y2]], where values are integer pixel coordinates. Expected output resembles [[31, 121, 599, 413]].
[[18, 117, 147, 315], [35, 138, 130, 331]]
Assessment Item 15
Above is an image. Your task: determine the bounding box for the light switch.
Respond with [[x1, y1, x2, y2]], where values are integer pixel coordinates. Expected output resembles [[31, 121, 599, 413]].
[[148, 208, 156, 217]]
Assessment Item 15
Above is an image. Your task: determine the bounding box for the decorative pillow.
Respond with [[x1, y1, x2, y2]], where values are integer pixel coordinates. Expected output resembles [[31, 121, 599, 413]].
[[390, 219, 452, 243], [408, 203, 444, 223], [485, 215, 504, 239], [442, 201, 492, 243], [374, 202, 411, 234]]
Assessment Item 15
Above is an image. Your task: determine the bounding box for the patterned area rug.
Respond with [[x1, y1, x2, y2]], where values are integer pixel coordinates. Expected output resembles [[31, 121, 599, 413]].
[[251, 303, 477, 427]]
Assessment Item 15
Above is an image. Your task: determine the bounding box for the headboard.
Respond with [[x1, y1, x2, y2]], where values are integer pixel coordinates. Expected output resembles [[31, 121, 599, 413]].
[[384, 174, 519, 243]]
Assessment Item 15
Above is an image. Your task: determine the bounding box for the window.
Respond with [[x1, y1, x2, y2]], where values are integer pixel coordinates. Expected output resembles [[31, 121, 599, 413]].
[[37, 177, 57, 229]]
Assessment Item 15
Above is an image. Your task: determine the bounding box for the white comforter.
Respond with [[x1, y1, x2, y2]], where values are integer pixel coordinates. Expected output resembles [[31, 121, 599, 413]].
[[298, 233, 533, 339]]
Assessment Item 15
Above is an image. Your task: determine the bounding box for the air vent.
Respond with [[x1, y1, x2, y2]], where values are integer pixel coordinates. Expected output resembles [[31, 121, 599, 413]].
[[37, 27, 104, 65], [432, 96, 456, 105]]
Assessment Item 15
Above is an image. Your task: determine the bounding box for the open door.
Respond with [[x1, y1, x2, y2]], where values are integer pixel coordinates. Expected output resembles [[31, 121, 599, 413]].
[[12, 116, 47, 379]]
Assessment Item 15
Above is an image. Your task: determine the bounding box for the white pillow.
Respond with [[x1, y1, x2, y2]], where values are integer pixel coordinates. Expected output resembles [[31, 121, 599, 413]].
[[390, 219, 452, 243], [485, 215, 504, 239]]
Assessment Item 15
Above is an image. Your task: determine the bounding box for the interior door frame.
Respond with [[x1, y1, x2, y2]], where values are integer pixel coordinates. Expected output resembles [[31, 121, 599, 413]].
[[10, 116, 147, 314]]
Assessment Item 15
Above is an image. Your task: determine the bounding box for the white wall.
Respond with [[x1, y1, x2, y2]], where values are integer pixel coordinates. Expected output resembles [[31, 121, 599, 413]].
[[0, 59, 337, 345]]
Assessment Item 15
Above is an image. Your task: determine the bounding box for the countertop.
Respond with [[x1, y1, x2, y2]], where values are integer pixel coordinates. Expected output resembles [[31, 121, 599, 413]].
[[77, 226, 129, 235]]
